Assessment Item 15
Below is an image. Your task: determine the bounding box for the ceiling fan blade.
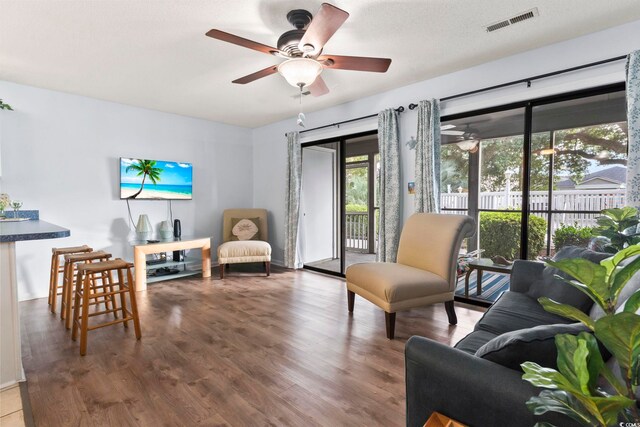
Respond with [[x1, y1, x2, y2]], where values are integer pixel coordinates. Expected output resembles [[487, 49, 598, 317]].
[[206, 29, 282, 56], [442, 130, 465, 136], [318, 54, 391, 72], [299, 3, 349, 57], [232, 65, 279, 84], [307, 76, 329, 97]]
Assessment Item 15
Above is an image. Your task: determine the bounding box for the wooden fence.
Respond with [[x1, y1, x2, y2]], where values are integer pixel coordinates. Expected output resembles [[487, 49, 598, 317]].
[[441, 189, 626, 231]]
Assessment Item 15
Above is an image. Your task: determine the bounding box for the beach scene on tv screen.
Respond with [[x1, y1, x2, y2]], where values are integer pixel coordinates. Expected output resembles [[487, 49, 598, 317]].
[[120, 158, 193, 200]]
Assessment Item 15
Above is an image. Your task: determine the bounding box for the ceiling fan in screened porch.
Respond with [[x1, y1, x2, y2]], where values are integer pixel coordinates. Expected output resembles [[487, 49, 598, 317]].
[[442, 124, 481, 152], [205, 3, 392, 97]]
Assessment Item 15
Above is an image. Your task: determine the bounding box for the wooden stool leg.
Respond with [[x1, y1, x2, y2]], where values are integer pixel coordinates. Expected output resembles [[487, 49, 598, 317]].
[[64, 262, 77, 329], [104, 271, 118, 319], [126, 267, 141, 340], [117, 269, 129, 329], [49, 254, 60, 312], [48, 253, 57, 306], [219, 264, 224, 279], [61, 260, 70, 321], [265, 262, 270, 277], [79, 273, 91, 356], [71, 270, 83, 341]]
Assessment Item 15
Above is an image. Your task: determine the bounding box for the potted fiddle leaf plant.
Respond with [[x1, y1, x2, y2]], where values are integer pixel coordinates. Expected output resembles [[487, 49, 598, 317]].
[[521, 244, 640, 426]]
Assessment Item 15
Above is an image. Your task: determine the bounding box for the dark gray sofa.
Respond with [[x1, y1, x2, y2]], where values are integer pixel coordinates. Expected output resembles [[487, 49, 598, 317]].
[[405, 247, 612, 427]]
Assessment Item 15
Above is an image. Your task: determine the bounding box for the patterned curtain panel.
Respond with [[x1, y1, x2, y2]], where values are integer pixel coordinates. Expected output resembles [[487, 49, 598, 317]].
[[377, 109, 401, 262], [415, 99, 441, 213], [627, 50, 640, 207], [284, 131, 302, 268]]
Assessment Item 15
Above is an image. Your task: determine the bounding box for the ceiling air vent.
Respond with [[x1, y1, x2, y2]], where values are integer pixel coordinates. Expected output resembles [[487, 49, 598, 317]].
[[485, 8, 539, 32], [486, 20, 510, 32]]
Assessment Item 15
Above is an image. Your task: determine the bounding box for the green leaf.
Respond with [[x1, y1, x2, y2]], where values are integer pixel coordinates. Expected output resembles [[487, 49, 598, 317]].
[[599, 360, 629, 396], [555, 333, 604, 394], [625, 291, 640, 313], [596, 216, 617, 229], [603, 207, 639, 222], [600, 245, 640, 271], [522, 362, 567, 389], [526, 390, 599, 425], [546, 259, 607, 289], [592, 395, 636, 426], [538, 298, 595, 329], [594, 312, 640, 372], [611, 256, 640, 303], [600, 244, 640, 277]]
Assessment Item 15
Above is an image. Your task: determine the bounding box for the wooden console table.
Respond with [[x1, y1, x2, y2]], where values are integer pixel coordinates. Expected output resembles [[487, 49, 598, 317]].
[[132, 237, 211, 291]]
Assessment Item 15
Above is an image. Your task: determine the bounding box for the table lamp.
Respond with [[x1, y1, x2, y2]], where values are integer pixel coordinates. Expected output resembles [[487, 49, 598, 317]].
[[135, 214, 153, 241]]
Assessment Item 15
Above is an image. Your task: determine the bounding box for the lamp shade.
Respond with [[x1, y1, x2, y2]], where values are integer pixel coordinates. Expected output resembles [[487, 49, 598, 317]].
[[136, 214, 153, 241], [277, 58, 323, 88]]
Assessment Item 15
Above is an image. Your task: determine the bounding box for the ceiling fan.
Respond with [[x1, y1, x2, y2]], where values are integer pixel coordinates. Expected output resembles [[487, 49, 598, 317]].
[[442, 124, 481, 152], [205, 3, 392, 97]]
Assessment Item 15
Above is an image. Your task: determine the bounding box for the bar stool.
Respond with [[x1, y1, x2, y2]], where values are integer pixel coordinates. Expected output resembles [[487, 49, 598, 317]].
[[49, 245, 92, 314], [72, 259, 141, 356], [61, 250, 113, 329]]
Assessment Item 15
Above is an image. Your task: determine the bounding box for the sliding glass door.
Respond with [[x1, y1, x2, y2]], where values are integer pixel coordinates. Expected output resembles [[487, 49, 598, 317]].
[[529, 90, 628, 256], [300, 131, 379, 276], [441, 107, 526, 260], [441, 84, 627, 304]]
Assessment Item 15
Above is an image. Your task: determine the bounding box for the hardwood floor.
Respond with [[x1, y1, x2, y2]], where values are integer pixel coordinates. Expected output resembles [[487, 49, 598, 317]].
[[20, 266, 484, 426]]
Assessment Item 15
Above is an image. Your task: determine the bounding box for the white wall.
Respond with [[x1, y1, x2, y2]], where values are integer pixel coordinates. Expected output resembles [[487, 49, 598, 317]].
[[0, 81, 253, 301], [252, 19, 640, 265]]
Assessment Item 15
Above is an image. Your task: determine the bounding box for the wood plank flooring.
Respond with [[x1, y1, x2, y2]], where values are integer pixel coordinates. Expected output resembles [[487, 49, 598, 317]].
[[20, 266, 484, 426]]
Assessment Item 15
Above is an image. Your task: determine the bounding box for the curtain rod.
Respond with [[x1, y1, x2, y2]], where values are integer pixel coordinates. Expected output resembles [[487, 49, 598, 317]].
[[285, 106, 404, 136], [407, 54, 628, 110]]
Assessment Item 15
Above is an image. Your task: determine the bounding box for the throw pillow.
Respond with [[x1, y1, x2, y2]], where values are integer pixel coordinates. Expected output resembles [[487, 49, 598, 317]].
[[475, 322, 588, 371], [230, 217, 261, 241], [527, 246, 610, 313]]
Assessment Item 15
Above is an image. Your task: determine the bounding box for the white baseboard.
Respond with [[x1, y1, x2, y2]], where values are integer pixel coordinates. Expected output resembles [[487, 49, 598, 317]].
[[19, 292, 47, 302]]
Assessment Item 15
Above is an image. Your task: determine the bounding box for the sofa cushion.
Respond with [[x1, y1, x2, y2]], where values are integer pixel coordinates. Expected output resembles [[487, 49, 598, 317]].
[[527, 246, 610, 313], [475, 323, 588, 371], [454, 330, 498, 355], [475, 292, 572, 336], [217, 240, 271, 264]]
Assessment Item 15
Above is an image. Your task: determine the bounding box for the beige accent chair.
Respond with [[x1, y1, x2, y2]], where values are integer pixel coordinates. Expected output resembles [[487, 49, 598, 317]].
[[345, 213, 475, 339], [217, 209, 271, 278]]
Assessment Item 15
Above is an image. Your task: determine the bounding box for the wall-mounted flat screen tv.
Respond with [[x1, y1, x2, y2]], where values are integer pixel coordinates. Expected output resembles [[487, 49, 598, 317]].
[[120, 158, 193, 200]]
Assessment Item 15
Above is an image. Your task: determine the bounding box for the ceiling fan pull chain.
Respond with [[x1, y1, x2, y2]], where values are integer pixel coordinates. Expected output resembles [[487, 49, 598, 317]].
[[297, 85, 306, 128]]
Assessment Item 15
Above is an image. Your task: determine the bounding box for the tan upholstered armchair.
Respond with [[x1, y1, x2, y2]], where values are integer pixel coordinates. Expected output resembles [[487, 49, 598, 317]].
[[217, 209, 272, 278], [345, 213, 475, 339]]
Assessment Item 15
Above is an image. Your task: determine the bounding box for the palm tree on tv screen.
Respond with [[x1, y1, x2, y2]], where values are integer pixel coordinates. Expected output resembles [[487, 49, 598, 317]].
[[126, 159, 163, 199]]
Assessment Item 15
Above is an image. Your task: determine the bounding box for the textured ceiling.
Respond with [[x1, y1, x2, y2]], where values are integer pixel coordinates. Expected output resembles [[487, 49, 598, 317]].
[[1, 0, 639, 128]]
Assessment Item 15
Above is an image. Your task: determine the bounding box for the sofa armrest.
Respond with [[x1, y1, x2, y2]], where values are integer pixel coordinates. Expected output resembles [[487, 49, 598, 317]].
[[405, 336, 578, 427], [509, 260, 545, 294]]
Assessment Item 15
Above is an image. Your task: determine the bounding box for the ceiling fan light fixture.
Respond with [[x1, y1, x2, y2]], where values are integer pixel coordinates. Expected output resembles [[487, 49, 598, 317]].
[[456, 139, 480, 152], [277, 58, 323, 88]]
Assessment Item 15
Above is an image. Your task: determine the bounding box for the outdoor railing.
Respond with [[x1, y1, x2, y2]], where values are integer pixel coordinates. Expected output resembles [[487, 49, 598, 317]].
[[346, 212, 369, 252], [441, 189, 626, 231]]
